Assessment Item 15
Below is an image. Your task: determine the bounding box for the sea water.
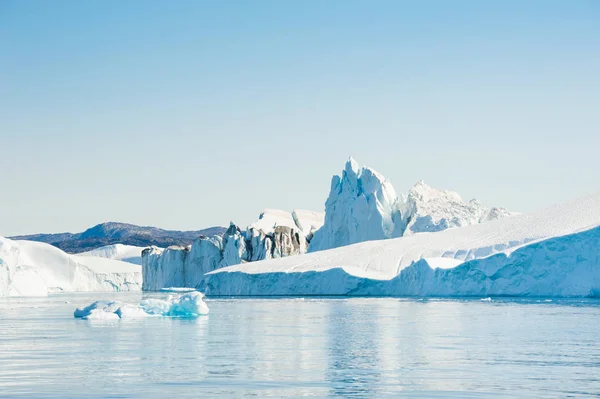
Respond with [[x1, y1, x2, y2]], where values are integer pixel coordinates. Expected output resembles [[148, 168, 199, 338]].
[[1, 293, 599, 398]]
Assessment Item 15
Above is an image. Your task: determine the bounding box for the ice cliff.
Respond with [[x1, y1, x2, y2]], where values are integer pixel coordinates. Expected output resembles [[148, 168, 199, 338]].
[[0, 237, 142, 297], [142, 209, 324, 290], [204, 193, 600, 297]]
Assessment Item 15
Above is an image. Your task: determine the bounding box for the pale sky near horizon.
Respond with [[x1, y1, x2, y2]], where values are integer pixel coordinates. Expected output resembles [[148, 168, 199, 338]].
[[1, 0, 599, 236]]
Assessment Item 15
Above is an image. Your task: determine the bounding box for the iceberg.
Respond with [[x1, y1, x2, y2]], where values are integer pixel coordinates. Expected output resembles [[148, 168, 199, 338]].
[[204, 193, 600, 297], [308, 157, 404, 252], [0, 237, 142, 297], [74, 291, 209, 319]]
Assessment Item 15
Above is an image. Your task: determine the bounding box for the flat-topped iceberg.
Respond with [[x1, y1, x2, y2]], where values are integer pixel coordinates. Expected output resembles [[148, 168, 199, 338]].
[[74, 291, 209, 319], [204, 193, 600, 297]]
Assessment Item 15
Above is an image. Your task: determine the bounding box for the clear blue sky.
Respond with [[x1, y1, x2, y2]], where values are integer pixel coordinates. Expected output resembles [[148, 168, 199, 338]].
[[1, 0, 599, 236]]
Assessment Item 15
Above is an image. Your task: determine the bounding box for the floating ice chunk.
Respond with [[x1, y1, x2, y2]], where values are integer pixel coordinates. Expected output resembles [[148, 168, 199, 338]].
[[141, 292, 209, 317], [74, 291, 209, 319]]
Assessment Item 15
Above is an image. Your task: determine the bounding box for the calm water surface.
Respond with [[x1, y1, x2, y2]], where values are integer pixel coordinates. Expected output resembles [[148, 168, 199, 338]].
[[1, 293, 599, 398]]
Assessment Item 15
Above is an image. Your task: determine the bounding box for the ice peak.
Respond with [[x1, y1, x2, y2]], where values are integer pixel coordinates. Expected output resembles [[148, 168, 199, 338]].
[[401, 180, 512, 235], [309, 158, 403, 252], [344, 156, 361, 177], [412, 179, 428, 189]]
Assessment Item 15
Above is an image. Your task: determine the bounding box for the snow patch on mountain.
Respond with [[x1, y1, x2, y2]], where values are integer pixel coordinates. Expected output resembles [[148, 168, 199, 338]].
[[308, 157, 403, 252]]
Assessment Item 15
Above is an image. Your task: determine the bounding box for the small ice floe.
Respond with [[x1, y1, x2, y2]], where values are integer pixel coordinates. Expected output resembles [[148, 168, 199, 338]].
[[140, 292, 210, 317], [74, 291, 209, 320], [480, 297, 493, 302]]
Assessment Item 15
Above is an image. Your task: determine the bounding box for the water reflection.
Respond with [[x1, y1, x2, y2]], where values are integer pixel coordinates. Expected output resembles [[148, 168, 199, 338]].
[[326, 300, 382, 398], [0, 294, 599, 398]]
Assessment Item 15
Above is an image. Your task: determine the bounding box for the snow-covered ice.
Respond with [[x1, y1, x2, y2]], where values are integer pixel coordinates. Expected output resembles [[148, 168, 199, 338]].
[[73, 291, 209, 319], [204, 193, 600, 297], [400, 180, 515, 236], [79, 244, 150, 265], [0, 237, 142, 297]]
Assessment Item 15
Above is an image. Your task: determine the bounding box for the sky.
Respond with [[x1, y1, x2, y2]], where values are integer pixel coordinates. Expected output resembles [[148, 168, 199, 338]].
[[1, 0, 599, 236]]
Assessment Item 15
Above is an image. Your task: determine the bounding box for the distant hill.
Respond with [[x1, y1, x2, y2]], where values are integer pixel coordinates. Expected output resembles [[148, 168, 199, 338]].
[[10, 222, 227, 253]]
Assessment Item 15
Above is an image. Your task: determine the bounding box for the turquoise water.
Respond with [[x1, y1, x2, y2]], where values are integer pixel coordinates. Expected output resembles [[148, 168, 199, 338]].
[[1, 293, 599, 398]]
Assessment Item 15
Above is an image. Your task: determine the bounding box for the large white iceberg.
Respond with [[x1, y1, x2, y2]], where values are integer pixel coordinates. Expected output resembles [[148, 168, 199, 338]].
[[0, 237, 142, 297], [204, 193, 600, 297], [140, 158, 515, 292]]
